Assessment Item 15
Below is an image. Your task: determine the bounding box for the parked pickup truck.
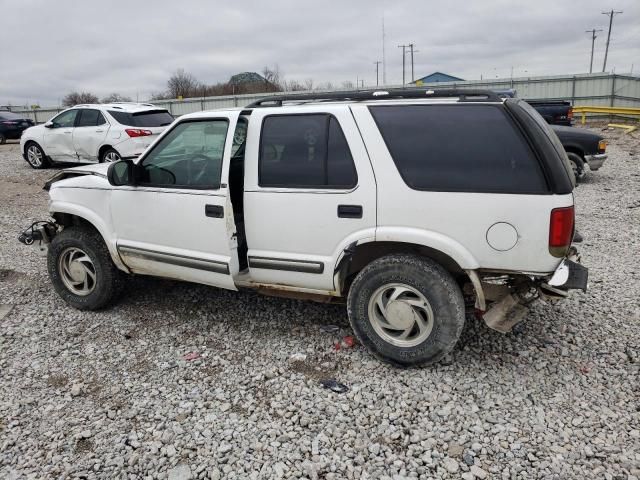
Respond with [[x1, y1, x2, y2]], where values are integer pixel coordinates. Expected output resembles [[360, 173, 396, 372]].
[[526, 100, 573, 126], [551, 125, 607, 181], [24, 88, 588, 366], [494, 90, 573, 126]]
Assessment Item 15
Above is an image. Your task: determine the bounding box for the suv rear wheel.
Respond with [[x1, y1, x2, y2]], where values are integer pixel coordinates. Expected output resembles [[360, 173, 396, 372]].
[[100, 148, 121, 163], [347, 254, 465, 366], [48, 226, 124, 310]]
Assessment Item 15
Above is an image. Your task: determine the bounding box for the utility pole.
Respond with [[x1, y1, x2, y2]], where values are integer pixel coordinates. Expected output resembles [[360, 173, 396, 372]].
[[409, 43, 416, 82], [374, 61, 381, 86], [585, 29, 603, 73], [602, 10, 623, 72], [398, 44, 408, 85]]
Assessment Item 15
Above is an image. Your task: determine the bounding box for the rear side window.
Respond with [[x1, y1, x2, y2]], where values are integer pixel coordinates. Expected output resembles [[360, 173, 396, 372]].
[[108, 110, 173, 127], [369, 104, 547, 194], [259, 114, 357, 188], [76, 109, 106, 127]]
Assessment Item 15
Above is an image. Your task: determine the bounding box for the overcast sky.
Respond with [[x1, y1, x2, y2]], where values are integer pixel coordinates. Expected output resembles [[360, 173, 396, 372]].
[[1, 0, 638, 106]]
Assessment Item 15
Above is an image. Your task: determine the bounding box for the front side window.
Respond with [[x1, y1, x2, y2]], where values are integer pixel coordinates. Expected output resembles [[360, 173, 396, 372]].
[[259, 114, 357, 188], [76, 109, 106, 127], [369, 104, 547, 194], [51, 109, 78, 128], [139, 120, 228, 189]]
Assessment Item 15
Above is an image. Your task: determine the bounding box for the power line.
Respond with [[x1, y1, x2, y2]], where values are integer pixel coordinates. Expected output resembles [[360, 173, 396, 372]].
[[602, 10, 623, 72], [585, 29, 603, 74], [374, 61, 382, 86], [398, 44, 409, 85]]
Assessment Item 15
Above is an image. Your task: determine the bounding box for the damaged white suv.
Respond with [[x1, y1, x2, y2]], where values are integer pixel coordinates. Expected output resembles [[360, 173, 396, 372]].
[[29, 89, 587, 366]]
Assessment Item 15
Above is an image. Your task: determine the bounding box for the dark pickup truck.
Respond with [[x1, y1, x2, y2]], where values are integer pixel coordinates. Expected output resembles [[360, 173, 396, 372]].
[[526, 100, 573, 126], [551, 125, 607, 181], [495, 90, 572, 126]]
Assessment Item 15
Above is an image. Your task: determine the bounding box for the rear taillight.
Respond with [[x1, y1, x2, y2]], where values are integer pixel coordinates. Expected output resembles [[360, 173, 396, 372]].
[[568, 107, 573, 120], [125, 128, 152, 137], [549, 206, 574, 257], [598, 139, 607, 154]]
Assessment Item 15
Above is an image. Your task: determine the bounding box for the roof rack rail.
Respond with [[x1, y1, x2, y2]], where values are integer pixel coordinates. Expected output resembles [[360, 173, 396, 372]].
[[246, 88, 502, 108]]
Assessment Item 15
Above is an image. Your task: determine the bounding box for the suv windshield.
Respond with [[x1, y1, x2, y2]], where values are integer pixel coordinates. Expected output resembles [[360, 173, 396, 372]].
[[108, 110, 173, 127]]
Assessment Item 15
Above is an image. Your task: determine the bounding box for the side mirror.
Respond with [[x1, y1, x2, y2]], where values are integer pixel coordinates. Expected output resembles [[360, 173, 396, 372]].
[[107, 159, 135, 186], [44, 121, 54, 129]]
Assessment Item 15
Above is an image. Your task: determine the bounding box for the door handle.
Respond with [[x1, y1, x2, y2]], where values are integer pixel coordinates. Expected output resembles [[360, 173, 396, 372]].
[[64, 130, 72, 134], [337, 205, 363, 219], [96, 129, 104, 133], [205, 204, 224, 218]]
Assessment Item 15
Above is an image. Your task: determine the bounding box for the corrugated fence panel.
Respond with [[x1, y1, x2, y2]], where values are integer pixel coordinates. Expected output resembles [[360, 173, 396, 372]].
[[10, 73, 639, 122]]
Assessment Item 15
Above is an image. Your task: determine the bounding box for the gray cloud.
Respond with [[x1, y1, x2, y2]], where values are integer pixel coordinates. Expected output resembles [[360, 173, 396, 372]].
[[1, 0, 638, 106]]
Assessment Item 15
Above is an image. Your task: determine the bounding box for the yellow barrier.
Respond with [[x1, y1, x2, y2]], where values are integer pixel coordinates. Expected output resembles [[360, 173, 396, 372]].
[[573, 106, 640, 125]]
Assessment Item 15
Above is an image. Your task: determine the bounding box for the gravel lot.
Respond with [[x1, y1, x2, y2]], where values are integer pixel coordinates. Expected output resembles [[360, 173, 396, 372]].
[[1, 129, 639, 480]]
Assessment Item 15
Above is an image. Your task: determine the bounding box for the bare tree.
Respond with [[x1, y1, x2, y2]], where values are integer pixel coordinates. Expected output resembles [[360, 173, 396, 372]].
[[341, 80, 355, 90], [303, 79, 314, 91], [262, 65, 282, 87], [167, 69, 200, 98], [101, 93, 132, 103], [316, 81, 335, 91], [62, 91, 99, 107]]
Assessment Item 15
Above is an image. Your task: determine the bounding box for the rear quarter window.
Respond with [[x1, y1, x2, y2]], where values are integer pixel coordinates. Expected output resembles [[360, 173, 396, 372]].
[[369, 104, 548, 194]]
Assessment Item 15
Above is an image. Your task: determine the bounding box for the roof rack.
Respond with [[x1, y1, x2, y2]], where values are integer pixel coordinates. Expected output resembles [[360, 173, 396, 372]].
[[246, 88, 502, 108]]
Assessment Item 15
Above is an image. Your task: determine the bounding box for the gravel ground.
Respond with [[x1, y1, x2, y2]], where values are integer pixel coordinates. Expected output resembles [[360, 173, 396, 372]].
[[1, 129, 639, 480]]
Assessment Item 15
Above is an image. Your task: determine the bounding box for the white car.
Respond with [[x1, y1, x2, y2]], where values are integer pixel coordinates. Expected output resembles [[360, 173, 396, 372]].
[[19, 103, 173, 168], [28, 89, 588, 366]]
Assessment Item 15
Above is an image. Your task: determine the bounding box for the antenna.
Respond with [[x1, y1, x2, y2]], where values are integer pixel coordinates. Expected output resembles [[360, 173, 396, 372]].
[[382, 15, 387, 85]]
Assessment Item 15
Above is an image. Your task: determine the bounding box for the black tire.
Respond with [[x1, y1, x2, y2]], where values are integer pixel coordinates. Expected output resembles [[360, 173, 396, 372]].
[[347, 254, 465, 367], [47, 226, 124, 310], [24, 141, 50, 169], [567, 152, 586, 183], [100, 148, 121, 163], [0, 133, 6, 144]]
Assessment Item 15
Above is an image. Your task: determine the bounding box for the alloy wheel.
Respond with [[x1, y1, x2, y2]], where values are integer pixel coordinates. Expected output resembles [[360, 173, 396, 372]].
[[104, 151, 121, 162], [27, 145, 43, 167]]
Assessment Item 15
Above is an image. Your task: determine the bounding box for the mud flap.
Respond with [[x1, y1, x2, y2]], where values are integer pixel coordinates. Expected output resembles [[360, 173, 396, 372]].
[[482, 293, 530, 333]]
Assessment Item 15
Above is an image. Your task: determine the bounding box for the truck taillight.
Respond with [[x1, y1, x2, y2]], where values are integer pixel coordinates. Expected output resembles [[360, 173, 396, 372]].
[[125, 128, 152, 138], [568, 107, 573, 119], [598, 139, 607, 153], [549, 206, 574, 257]]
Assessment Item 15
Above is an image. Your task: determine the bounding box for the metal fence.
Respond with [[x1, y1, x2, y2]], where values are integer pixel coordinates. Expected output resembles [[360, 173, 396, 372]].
[[9, 73, 640, 124]]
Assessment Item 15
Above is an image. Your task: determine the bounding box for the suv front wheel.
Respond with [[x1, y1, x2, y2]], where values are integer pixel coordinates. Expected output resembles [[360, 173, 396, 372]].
[[48, 226, 124, 310], [347, 254, 465, 366]]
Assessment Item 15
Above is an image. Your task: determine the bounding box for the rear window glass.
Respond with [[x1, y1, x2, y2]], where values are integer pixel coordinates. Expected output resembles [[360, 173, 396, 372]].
[[108, 110, 173, 127], [0, 111, 23, 120], [369, 104, 547, 194]]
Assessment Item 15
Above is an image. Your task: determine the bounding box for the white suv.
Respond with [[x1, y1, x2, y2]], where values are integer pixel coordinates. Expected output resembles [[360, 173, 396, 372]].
[[28, 89, 588, 366], [19, 103, 173, 168]]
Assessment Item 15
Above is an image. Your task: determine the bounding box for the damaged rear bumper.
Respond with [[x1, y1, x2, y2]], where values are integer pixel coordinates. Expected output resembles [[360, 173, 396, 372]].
[[475, 248, 588, 333]]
